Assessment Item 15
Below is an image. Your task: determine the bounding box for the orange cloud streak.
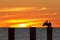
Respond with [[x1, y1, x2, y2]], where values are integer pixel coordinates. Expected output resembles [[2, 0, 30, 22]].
[[0, 7, 34, 12], [0, 7, 47, 12]]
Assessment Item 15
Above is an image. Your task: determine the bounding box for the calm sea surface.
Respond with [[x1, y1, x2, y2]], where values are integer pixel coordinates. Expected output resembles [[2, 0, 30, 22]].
[[0, 28, 60, 40]]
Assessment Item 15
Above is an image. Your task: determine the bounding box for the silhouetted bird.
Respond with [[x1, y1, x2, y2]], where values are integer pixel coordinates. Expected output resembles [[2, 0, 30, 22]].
[[42, 20, 52, 27]]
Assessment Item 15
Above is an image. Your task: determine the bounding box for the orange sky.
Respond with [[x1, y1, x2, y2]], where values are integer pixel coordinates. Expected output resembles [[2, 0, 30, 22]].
[[0, 0, 60, 28]]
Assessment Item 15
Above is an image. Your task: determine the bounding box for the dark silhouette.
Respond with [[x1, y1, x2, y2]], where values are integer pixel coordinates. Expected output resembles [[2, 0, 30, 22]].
[[42, 20, 52, 27], [8, 28, 15, 40], [8, 20, 52, 40], [42, 20, 53, 40], [30, 27, 36, 40]]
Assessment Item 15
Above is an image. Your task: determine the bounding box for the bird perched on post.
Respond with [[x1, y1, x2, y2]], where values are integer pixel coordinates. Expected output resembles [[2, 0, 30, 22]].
[[42, 20, 52, 40], [42, 20, 52, 27]]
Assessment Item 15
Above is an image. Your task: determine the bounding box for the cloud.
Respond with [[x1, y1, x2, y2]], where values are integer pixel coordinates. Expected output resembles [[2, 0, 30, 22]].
[[40, 13, 57, 15], [2, 18, 48, 23], [0, 7, 34, 12], [0, 15, 15, 18], [36, 7, 47, 10], [0, 7, 48, 12]]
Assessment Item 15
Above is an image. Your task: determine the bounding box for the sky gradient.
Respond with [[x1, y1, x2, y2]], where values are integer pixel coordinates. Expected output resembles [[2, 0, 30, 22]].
[[0, 0, 60, 28]]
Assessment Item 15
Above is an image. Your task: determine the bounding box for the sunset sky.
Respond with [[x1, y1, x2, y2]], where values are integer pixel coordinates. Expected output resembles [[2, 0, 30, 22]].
[[0, 0, 60, 28]]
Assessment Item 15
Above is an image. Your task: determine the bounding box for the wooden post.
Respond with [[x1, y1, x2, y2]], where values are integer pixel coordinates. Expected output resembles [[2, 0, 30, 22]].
[[8, 28, 15, 40], [30, 27, 36, 40], [42, 20, 52, 40], [47, 27, 53, 40]]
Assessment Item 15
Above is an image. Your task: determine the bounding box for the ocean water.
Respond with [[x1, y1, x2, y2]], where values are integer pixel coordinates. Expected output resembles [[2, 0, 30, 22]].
[[0, 28, 60, 40], [0, 28, 8, 40]]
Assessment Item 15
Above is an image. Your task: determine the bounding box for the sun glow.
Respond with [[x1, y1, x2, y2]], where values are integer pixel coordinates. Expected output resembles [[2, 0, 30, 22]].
[[0, 18, 50, 28], [9, 22, 43, 28]]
